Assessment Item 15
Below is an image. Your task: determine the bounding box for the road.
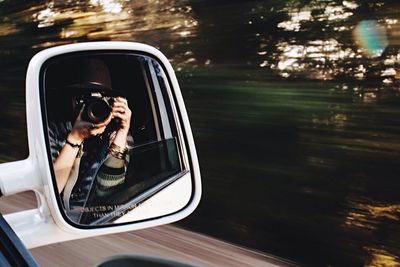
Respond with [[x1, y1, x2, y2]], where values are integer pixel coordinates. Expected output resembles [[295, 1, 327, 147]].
[[0, 191, 293, 267]]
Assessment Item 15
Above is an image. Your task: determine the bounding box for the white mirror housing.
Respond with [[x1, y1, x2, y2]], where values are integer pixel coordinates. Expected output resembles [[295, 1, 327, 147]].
[[0, 42, 201, 248]]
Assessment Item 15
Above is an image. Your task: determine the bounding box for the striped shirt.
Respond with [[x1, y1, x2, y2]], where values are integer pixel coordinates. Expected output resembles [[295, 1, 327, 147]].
[[48, 121, 133, 223]]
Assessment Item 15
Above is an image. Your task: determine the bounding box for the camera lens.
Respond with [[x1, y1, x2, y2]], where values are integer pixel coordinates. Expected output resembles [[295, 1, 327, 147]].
[[86, 99, 111, 123]]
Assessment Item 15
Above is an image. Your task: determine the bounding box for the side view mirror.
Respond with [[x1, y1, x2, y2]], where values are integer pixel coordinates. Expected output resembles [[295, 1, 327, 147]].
[[0, 42, 201, 247]]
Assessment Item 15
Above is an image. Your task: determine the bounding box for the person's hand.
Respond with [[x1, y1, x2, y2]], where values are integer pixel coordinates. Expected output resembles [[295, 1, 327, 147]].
[[112, 97, 132, 134], [69, 105, 112, 144]]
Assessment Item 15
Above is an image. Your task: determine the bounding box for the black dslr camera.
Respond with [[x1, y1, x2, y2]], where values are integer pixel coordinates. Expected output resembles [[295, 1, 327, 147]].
[[74, 92, 114, 124]]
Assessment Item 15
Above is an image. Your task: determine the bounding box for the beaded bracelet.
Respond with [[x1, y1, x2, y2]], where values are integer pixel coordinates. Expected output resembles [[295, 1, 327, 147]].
[[108, 143, 128, 160]]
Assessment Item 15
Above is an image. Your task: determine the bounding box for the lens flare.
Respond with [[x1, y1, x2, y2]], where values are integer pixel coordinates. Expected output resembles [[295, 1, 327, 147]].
[[353, 20, 388, 57]]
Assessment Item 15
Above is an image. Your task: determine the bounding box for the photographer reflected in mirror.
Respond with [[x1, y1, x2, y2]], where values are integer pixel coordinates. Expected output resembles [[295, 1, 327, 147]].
[[48, 58, 133, 223]]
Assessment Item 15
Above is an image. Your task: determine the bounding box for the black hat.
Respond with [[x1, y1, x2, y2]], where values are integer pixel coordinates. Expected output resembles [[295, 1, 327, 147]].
[[67, 58, 113, 93]]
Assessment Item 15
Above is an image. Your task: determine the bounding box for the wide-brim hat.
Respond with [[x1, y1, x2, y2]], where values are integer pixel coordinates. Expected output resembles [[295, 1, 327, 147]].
[[66, 58, 121, 96]]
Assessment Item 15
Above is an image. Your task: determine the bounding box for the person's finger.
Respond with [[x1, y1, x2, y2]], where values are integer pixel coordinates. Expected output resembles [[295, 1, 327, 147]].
[[112, 102, 128, 110], [97, 126, 106, 133], [112, 102, 126, 108], [114, 97, 128, 104], [79, 104, 87, 115], [90, 126, 105, 136], [113, 110, 131, 119], [74, 104, 86, 122], [112, 112, 131, 122], [111, 112, 125, 119], [113, 104, 130, 111], [112, 107, 126, 114]]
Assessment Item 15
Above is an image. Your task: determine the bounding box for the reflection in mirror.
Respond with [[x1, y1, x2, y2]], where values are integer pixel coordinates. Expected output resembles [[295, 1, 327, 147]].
[[43, 52, 184, 226]]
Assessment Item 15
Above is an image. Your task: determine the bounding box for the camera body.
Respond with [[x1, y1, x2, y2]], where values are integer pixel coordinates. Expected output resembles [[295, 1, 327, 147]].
[[75, 92, 114, 124]]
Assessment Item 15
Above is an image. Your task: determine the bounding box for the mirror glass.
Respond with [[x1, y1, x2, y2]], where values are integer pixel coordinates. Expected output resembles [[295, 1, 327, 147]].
[[42, 52, 186, 226]]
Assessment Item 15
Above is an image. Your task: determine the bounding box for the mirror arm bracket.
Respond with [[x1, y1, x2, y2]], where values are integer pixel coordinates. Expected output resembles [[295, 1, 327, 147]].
[[0, 159, 42, 196]]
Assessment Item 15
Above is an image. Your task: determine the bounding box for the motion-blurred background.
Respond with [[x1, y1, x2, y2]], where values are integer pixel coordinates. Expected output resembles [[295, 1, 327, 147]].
[[0, 1, 399, 266]]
